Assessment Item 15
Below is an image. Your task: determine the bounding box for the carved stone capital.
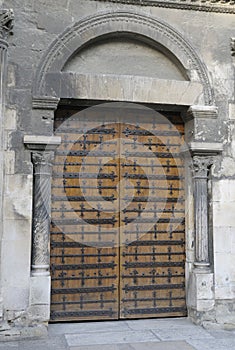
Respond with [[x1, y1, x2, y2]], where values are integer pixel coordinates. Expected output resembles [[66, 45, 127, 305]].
[[193, 156, 214, 179], [32, 151, 54, 170], [0, 9, 14, 41]]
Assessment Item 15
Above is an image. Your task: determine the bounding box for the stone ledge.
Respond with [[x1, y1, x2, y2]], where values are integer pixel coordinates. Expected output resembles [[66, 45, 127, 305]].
[[24, 135, 61, 151]]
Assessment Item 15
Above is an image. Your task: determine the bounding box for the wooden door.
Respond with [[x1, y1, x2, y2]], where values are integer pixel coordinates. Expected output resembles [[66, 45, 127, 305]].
[[50, 106, 186, 322]]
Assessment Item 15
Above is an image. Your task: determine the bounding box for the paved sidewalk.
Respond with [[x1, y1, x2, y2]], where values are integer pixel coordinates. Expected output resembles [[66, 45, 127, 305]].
[[0, 318, 235, 350]]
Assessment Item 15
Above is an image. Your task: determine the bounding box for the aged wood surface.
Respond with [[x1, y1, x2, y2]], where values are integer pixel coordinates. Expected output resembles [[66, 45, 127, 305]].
[[50, 106, 186, 321]]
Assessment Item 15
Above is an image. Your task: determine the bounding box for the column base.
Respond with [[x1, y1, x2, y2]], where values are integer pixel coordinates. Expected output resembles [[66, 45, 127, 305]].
[[29, 275, 51, 323], [31, 265, 50, 277], [187, 269, 215, 312], [194, 261, 211, 273]]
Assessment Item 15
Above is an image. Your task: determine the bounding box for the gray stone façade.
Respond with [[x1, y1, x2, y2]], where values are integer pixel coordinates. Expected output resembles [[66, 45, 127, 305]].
[[0, 0, 234, 339]]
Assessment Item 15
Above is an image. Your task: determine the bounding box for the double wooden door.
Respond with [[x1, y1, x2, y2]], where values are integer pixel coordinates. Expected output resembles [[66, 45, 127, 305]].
[[50, 106, 186, 322]]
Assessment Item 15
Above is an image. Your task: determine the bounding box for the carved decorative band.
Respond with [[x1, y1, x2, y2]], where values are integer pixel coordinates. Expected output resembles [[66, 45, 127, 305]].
[[93, 0, 235, 13]]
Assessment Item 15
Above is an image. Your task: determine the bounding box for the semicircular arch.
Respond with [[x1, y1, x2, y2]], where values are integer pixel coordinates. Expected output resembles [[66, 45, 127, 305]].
[[33, 11, 213, 105]]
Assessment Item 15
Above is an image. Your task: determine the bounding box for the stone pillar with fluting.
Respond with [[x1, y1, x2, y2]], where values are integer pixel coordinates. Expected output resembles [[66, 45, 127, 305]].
[[192, 155, 213, 271], [31, 151, 54, 276]]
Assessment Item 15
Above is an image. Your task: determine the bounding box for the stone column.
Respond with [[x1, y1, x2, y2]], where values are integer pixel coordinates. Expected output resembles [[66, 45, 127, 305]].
[[24, 135, 61, 276], [0, 9, 14, 321], [193, 155, 213, 271], [24, 135, 61, 323], [31, 151, 54, 276]]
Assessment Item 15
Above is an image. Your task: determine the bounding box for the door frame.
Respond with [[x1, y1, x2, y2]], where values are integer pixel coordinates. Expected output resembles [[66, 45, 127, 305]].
[[24, 10, 223, 325]]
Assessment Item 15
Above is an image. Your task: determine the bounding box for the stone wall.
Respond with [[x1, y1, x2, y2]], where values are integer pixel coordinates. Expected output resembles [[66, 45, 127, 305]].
[[0, 0, 234, 337]]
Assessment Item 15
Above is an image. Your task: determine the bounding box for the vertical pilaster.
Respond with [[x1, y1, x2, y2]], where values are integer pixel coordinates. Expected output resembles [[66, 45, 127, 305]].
[[0, 9, 14, 321]]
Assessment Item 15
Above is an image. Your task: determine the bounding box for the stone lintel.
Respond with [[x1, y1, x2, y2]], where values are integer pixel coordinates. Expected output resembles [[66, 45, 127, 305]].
[[32, 96, 60, 110], [24, 135, 61, 151], [45, 72, 204, 106], [186, 105, 218, 121]]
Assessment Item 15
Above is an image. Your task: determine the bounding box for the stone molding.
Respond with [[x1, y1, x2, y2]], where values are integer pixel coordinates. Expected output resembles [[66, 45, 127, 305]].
[[0, 9, 14, 41], [32, 96, 60, 110], [24, 135, 61, 151], [92, 0, 235, 14], [33, 11, 213, 105], [189, 142, 223, 155], [187, 105, 218, 121]]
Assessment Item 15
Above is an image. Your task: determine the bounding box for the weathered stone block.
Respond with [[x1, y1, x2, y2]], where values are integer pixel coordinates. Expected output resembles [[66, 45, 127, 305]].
[[3, 218, 31, 241], [213, 202, 235, 227], [4, 108, 17, 130], [28, 305, 50, 323], [7, 63, 16, 88], [4, 152, 15, 175], [187, 271, 215, 311], [30, 276, 51, 306], [212, 180, 235, 203], [214, 227, 232, 254], [215, 285, 234, 300], [4, 174, 33, 221], [215, 300, 235, 326], [3, 286, 29, 311]]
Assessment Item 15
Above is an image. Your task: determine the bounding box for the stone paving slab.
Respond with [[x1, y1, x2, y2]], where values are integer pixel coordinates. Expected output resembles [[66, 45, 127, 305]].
[[126, 317, 194, 330], [49, 320, 130, 335], [151, 326, 213, 341], [69, 340, 196, 350], [17, 335, 68, 350], [0, 343, 19, 348], [65, 330, 159, 347], [187, 338, 235, 350], [207, 329, 235, 339], [0, 318, 235, 350]]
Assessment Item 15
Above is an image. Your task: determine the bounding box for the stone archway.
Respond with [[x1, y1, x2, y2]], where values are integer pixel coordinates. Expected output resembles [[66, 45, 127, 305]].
[[24, 10, 223, 325], [33, 11, 213, 105]]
